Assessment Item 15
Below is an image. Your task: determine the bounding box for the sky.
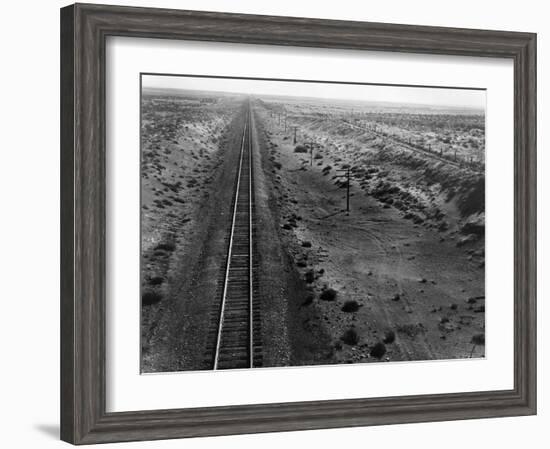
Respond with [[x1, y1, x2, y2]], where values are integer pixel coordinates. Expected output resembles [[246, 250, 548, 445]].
[[142, 74, 486, 111]]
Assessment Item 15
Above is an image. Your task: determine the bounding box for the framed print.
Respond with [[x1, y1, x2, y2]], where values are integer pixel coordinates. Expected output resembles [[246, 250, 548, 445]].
[[60, 3, 536, 444]]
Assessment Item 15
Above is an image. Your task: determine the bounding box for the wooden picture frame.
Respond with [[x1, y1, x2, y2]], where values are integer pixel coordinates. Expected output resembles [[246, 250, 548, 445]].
[[60, 3, 536, 444]]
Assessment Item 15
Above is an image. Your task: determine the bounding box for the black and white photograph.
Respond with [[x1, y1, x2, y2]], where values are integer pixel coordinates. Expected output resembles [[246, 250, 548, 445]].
[[2, 0, 543, 446], [140, 74, 486, 373]]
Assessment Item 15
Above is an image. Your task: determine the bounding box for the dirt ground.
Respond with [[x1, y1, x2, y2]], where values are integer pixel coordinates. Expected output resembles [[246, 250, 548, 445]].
[[254, 101, 485, 364]]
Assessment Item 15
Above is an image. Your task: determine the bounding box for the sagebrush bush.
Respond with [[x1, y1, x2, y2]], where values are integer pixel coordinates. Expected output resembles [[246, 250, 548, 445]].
[[383, 330, 396, 344], [471, 333, 485, 345], [142, 290, 162, 306], [320, 288, 337, 301], [341, 300, 360, 313], [341, 328, 359, 345], [370, 342, 387, 359], [148, 276, 164, 286], [154, 241, 176, 252], [304, 269, 315, 283]]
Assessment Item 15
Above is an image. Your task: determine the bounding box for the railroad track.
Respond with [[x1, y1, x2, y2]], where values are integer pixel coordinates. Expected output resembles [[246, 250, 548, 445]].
[[205, 105, 262, 370]]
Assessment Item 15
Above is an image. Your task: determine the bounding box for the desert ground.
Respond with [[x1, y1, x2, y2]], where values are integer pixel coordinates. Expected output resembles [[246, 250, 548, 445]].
[[140, 89, 485, 372]]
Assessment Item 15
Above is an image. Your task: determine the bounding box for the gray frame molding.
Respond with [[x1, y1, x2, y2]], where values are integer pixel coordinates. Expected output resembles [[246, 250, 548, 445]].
[[60, 3, 537, 444]]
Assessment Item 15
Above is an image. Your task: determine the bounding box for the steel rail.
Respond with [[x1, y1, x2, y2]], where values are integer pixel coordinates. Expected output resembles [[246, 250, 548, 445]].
[[248, 107, 254, 368], [213, 115, 247, 370]]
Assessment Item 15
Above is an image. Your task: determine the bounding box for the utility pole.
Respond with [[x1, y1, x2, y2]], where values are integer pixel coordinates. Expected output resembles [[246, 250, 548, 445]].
[[336, 168, 351, 213], [309, 141, 315, 166], [291, 126, 298, 144], [346, 167, 350, 213]]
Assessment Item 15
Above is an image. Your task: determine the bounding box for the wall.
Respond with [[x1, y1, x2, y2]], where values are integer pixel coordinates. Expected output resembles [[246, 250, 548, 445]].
[[0, 0, 546, 447]]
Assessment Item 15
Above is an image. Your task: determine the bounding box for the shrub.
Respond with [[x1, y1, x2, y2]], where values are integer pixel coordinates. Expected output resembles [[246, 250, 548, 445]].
[[320, 288, 337, 301], [148, 276, 164, 286], [142, 290, 162, 306], [294, 145, 308, 153], [304, 270, 315, 283], [471, 333, 485, 345], [467, 295, 484, 304], [154, 241, 176, 252], [301, 241, 312, 248], [341, 328, 359, 345], [370, 342, 387, 359], [341, 300, 360, 313], [383, 330, 396, 344]]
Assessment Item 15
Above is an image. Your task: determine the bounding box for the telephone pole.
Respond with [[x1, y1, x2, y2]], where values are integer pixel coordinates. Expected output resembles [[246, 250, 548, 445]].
[[346, 167, 350, 212], [336, 168, 351, 213], [291, 126, 298, 144]]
